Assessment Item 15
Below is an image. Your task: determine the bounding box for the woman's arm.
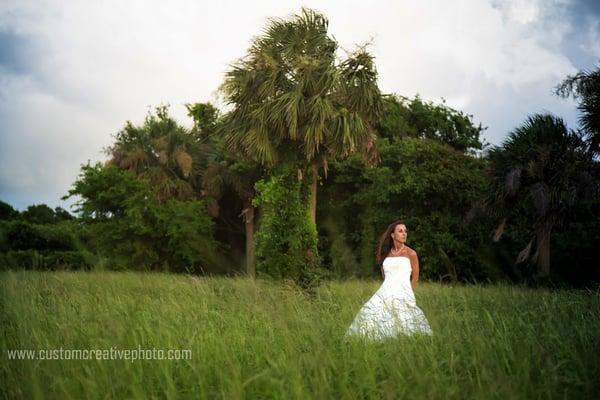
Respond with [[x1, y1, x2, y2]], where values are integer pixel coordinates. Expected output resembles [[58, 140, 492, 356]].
[[409, 251, 419, 290]]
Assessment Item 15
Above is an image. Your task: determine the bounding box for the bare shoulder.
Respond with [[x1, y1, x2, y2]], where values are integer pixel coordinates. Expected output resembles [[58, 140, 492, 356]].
[[405, 245, 417, 257]]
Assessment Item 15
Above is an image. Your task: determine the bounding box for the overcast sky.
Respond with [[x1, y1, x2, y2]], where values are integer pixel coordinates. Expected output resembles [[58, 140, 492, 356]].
[[1, 0, 599, 212]]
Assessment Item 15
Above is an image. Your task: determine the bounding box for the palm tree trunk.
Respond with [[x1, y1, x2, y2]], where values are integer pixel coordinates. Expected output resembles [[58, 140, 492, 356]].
[[310, 159, 318, 224], [243, 198, 256, 278]]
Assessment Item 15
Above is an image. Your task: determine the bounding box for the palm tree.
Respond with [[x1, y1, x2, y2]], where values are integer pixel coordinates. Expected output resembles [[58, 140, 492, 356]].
[[482, 114, 594, 276], [105, 105, 208, 203], [555, 63, 600, 156], [200, 154, 263, 277], [219, 7, 383, 223], [186, 102, 264, 277]]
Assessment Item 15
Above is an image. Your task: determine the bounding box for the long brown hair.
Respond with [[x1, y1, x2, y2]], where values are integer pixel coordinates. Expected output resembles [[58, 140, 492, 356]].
[[375, 220, 407, 266]]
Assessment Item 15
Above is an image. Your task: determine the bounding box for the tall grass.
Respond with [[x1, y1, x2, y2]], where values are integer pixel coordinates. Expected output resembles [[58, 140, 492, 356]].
[[1, 270, 599, 399]]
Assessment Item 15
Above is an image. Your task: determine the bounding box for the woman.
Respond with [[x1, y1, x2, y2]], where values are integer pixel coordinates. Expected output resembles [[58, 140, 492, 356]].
[[346, 221, 433, 340]]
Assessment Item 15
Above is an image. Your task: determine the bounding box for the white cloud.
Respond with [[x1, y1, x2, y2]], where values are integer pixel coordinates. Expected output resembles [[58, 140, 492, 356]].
[[581, 17, 600, 57], [505, 0, 540, 24], [0, 0, 591, 210]]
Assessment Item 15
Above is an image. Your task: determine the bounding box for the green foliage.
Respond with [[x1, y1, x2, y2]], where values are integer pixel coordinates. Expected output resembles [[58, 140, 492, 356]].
[[253, 164, 321, 287], [320, 137, 497, 282], [62, 162, 220, 273], [378, 94, 486, 153], [22, 204, 57, 224], [186, 102, 219, 138], [0, 202, 74, 224], [4, 220, 78, 252], [23, 204, 56, 223], [155, 199, 221, 273], [0, 218, 91, 270], [0, 200, 19, 220], [63, 162, 152, 221]]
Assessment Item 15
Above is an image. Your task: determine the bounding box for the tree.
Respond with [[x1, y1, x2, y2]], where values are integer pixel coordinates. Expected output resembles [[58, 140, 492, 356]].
[[62, 104, 229, 273], [0, 201, 19, 220], [321, 136, 492, 281], [480, 114, 595, 277], [377, 94, 486, 154], [186, 102, 220, 138], [200, 151, 263, 277], [21, 204, 56, 224], [219, 7, 383, 224], [104, 105, 207, 204], [62, 163, 221, 273], [555, 63, 600, 156], [187, 102, 264, 277]]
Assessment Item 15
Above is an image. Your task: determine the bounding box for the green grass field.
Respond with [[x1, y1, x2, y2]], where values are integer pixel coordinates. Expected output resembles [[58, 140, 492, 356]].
[[1, 270, 599, 399]]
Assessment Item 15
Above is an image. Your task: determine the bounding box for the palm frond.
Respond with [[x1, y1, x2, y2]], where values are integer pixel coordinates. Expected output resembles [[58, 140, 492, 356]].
[[174, 149, 193, 178], [516, 240, 533, 264], [218, 7, 384, 174]]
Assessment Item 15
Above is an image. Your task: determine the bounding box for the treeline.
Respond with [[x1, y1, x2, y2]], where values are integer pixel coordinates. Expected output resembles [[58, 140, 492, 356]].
[[1, 8, 598, 287], [0, 203, 89, 270]]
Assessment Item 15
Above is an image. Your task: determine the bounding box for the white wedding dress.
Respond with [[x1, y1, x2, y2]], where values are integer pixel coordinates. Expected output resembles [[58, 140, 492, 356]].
[[346, 256, 433, 340]]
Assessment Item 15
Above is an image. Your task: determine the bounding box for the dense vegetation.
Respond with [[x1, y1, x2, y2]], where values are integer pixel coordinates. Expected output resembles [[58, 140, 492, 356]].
[[1, 8, 598, 288]]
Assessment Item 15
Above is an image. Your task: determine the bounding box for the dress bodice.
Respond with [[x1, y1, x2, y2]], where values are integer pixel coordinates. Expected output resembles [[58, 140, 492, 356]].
[[382, 256, 412, 283]]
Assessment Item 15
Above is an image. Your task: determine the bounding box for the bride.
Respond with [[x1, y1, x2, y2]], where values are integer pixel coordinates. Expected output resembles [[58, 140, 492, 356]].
[[346, 220, 433, 340]]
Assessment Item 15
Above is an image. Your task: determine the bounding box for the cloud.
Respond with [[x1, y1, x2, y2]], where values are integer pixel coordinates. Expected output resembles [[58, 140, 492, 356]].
[[581, 18, 600, 58], [320, 0, 582, 143], [0, 0, 596, 211]]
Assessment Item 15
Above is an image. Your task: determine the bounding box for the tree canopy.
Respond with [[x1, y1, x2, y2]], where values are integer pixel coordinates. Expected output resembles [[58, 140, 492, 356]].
[[219, 7, 383, 169], [377, 94, 486, 153]]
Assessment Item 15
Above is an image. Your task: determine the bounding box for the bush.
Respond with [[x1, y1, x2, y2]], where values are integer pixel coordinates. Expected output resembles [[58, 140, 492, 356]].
[[83, 198, 220, 273], [62, 163, 222, 273], [254, 163, 322, 288]]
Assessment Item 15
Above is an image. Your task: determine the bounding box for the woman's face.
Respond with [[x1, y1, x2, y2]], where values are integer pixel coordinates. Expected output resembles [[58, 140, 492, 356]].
[[390, 224, 408, 244]]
